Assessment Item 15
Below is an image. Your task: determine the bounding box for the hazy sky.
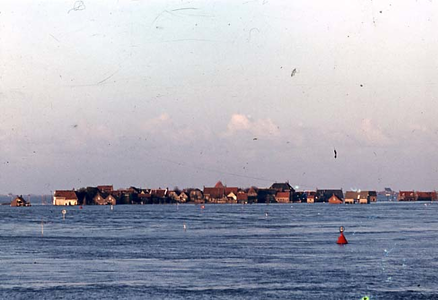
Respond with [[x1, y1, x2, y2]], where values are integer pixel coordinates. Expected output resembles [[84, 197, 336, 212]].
[[1, 0, 438, 194]]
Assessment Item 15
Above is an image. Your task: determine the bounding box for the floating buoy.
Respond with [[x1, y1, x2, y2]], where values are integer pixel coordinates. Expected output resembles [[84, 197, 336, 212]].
[[61, 209, 67, 220], [201, 205, 205, 209], [110, 205, 114, 210], [183, 223, 187, 231], [337, 226, 348, 244], [79, 206, 83, 209]]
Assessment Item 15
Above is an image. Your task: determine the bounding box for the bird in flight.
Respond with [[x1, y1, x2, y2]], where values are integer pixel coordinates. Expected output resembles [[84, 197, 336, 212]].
[[334, 149, 337, 159], [291, 68, 297, 77]]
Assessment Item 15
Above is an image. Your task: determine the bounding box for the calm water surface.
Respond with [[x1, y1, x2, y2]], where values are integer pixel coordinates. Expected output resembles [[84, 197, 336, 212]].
[[1, 203, 438, 299]]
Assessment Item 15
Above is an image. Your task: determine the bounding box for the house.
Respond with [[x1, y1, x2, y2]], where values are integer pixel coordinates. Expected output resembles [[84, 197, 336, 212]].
[[53, 190, 78, 206], [316, 189, 344, 203], [113, 187, 142, 204], [225, 187, 239, 196], [237, 192, 248, 204], [247, 187, 258, 203], [179, 191, 189, 202], [203, 187, 227, 203], [150, 189, 168, 204], [168, 190, 189, 203], [398, 191, 416, 201], [113, 189, 132, 204], [203, 181, 239, 203], [187, 188, 204, 203], [93, 192, 116, 205], [270, 182, 295, 202], [368, 191, 377, 202], [344, 191, 358, 204], [168, 190, 179, 201], [204, 181, 226, 203], [275, 191, 291, 203], [10, 195, 30, 207], [416, 191, 438, 201], [306, 191, 316, 203], [256, 188, 277, 203], [344, 191, 374, 204], [358, 191, 370, 204], [328, 193, 343, 204], [227, 191, 238, 203], [75, 186, 99, 205], [115, 189, 136, 204]]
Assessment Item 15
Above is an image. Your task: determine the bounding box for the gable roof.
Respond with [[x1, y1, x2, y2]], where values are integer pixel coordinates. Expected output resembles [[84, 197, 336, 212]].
[[329, 194, 343, 202], [248, 187, 258, 196], [270, 182, 293, 191], [345, 191, 359, 199], [214, 181, 225, 188], [14, 195, 26, 201], [128, 186, 141, 193], [11, 196, 29, 206], [54, 190, 78, 200], [93, 191, 116, 200]]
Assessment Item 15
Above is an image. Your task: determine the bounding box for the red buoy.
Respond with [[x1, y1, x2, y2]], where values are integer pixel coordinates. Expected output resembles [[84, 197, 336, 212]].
[[337, 226, 348, 244]]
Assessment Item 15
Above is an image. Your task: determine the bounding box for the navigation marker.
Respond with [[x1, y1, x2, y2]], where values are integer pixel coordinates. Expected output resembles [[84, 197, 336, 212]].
[[337, 226, 348, 244]]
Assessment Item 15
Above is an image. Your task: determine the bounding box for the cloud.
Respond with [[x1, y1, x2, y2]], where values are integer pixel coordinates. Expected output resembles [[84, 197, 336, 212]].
[[140, 113, 208, 144], [141, 113, 171, 131], [226, 114, 280, 137], [360, 118, 391, 146]]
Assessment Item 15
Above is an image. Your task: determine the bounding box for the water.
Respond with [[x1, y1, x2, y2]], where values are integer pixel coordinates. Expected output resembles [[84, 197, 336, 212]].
[[1, 203, 438, 299]]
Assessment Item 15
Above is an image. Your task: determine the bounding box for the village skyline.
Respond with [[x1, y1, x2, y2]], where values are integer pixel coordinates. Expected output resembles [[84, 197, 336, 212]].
[[9, 181, 438, 206], [5, 181, 420, 206]]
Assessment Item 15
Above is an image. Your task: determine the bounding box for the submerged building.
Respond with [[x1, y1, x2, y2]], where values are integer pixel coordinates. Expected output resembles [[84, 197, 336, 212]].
[[10, 195, 31, 207], [53, 190, 78, 206]]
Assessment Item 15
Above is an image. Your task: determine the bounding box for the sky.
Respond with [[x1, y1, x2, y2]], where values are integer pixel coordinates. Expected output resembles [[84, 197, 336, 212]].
[[1, 0, 438, 194]]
